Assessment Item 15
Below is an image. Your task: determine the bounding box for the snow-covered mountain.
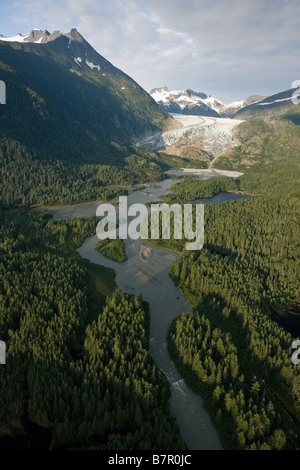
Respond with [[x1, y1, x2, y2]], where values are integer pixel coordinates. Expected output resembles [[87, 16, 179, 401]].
[[0, 28, 173, 161], [150, 87, 219, 117], [0, 29, 57, 44], [150, 87, 265, 118], [0, 28, 88, 44]]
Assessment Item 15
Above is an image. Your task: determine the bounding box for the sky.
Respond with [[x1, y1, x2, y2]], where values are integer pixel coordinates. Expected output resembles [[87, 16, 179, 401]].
[[0, 0, 299, 102]]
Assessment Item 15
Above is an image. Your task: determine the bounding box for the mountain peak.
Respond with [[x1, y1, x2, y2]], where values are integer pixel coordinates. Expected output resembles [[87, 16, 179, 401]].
[[26, 29, 51, 43], [0, 28, 86, 44], [65, 28, 85, 43], [0, 30, 173, 152], [150, 87, 169, 94], [186, 89, 207, 99], [150, 87, 266, 117]]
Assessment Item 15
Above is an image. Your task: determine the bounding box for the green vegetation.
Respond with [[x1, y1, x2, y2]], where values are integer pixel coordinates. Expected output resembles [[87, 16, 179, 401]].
[[0, 37, 171, 162], [165, 122, 300, 450], [0, 38, 207, 211], [0, 212, 184, 450], [168, 305, 299, 450], [146, 238, 182, 254], [132, 185, 147, 191], [282, 104, 300, 126], [1, 35, 299, 451], [234, 91, 297, 122], [0, 136, 205, 209], [166, 176, 240, 203], [95, 237, 127, 263], [213, 118, 300, 176]]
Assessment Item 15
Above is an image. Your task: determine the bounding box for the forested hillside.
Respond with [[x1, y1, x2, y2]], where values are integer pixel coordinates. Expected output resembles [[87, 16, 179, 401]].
[[0, 30, 199, 210], [0, 136, 200, 209], [0, 30, 173, 159], [233, 89, 298, 121], [166, 176, 239, 203], [0, 35, 299, 449], [214, 110, 300, 173], [0, 213, 184, 449], [154, 121, 300, 449]]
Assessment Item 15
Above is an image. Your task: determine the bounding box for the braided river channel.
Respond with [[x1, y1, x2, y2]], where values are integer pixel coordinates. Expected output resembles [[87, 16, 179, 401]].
[[50, 170, 250, 449]]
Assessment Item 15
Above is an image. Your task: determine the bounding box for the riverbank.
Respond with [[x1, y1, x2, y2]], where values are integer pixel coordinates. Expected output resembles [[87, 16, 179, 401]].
[[43, 170, 251, 449]]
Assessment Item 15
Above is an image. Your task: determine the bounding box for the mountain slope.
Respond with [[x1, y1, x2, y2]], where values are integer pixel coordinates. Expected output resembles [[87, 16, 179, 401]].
[[212, 106, 300, 171], [233, 88, 299, 121], [0, 29, 174, 164]]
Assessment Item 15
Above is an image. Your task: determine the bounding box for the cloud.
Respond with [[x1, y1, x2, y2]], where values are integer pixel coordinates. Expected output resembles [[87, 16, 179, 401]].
[[6, 0, 300, 101]]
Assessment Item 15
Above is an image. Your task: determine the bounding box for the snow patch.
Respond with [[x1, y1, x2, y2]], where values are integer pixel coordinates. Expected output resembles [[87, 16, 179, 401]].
[[0, 33, 30, 43], [227, 100, 245, 108], [256, 96, 293, 106], [202, 96, 224, 111], [74, 57, 82, 67], [0, 32, 50, 44], [85, 59, 101, 71], [151, 88, 184, 103], [150, 88, 248, 116]]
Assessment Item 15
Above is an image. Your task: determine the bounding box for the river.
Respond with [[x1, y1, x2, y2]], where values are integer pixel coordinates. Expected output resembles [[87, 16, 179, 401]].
[[49, 173, 251, 450]]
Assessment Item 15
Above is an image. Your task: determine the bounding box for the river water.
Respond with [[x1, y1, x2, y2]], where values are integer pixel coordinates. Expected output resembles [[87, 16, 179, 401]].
[[49, 174, 250, 450]]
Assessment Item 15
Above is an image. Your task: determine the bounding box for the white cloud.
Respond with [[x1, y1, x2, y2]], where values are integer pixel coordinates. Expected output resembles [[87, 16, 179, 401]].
[[5, 0, 300, 101]]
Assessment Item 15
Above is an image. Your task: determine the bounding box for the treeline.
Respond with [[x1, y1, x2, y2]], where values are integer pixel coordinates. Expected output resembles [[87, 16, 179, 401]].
[[0, 213, 184, 449], [0, 159, 127, 209], [169, 307, 299, 450], [95, 238, 128, 263], [0, 136, 203, 209], [214, 120, 300, 180], [166, 176, 240, 203], [163, 124, 300, 449]]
